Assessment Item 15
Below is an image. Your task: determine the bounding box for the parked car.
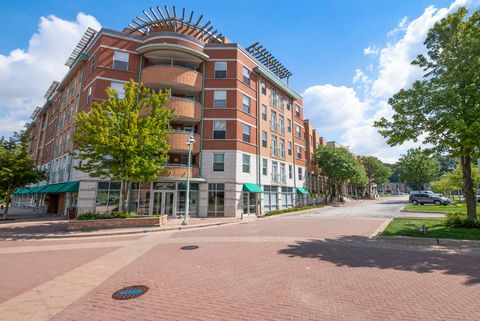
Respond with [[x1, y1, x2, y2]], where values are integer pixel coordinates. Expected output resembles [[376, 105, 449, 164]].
[[409, 193, 451, 205]]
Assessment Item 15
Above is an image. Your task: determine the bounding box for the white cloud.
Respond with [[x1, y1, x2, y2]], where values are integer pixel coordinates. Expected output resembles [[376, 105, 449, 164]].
[[363, 46, 379, 55], [304, 0, 472, 162], [0, 13, 101, 138]]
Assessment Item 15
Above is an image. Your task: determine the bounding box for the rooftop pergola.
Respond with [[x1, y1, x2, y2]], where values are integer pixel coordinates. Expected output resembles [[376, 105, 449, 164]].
[[246, 42, 293, 81], [126, 6, 224, 43], [65, 27, 97, 68]]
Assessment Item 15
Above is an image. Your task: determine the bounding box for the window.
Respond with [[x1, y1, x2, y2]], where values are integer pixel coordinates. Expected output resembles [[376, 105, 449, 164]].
[[272, 161, 278, 180], [242, 95, 250, 113], [213, 154, 225, 172], [113, 50, 129, 71], [271, 135, 277, 156], [261, 105, 267, 121], [288, 141, 292, 156], [185, 95, 196, 101], [287, 119, 292, 133], [96, 182, 121, 214], [242, 66, 250, 84], [297, 145, 302, 159], [279, 138, 285, 159], [282, 187, 294, 208], [279, 116, 285, 134], [262, 158, 268, 175], [110, 81, 125, 99], [280, 163, 286, 183], [214, 61, 227, 78], [87, 86, 92, 102], [286, 99, 291, 111], [298, 167, 303, 180], [279, 95, 284, 113], [270, 89, 277, 107], [242, 124, 250, 143], [271, 111, 277, 131], [208, 183, 225, 217], [261, 79, 266, 95], [263, 185, 278, 211], [295, 104, 301, 117], [214, 90, 227, 108], [213, 121, 226, 139], [288, 165, 293, 179], [242, 154, 250, 173], [296, 125, 301, 138], [262, 131, 267, 148], [90, 55, 95, 74]]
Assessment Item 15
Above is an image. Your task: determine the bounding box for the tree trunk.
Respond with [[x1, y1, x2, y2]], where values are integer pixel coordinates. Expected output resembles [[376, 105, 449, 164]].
[[3, 195, 10, 220], [119, 181, 130, 213], [460, 155, 477, 220]]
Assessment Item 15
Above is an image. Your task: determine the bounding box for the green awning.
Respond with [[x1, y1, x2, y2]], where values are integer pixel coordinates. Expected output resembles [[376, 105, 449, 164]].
[[243, 183, 263, 193], [13, 188, 27, 195], [18, 188, 31, 194], [29, 185, 46, 193], [58, 181, 79, 193], [40, 183, 67, 193], [296, 187, 309, 195]]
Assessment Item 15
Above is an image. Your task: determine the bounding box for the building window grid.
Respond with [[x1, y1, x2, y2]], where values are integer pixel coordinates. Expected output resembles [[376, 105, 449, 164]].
[[242, 154, 250, 173], [261, 80, 266, 95], [261, 105, 267, 121], [242, 95, 250, 114], [214, 90, 227, 108], [288, 141, 292, 156], [242, 124, 250, 143], [213, 121, 226, 139], [262, 131, 267, 148], [213, 153, 225, 172], [113, 50, 129, 71], [242, 66, 250, 84], [262, 158, 268, 176], [214, 61, 227, 78]]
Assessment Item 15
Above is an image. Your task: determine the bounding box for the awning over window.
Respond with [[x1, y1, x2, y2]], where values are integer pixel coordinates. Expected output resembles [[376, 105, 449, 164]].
[[13, 188, 29, 195], [29, 185, 46, 193], [58, 181, 79, 193], [40, 183, 67, 193], [296, 187, 309, 195], [243, 183, 263, 193]]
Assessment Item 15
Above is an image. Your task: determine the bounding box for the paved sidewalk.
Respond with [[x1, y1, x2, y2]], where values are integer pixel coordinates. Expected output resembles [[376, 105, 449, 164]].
[[0, 216, 251, 240]]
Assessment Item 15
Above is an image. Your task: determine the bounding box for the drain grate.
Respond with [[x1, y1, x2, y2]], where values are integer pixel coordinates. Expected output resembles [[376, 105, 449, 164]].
[[181, 245, 199, 250], [112, 285, 149, 300]]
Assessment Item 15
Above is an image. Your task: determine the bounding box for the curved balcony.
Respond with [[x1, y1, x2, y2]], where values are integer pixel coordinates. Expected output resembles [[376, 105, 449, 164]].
[[167, 97, 201, 123], [168, 131, 200, 154], [141, 65, 202, 91], [161, 165, 200, 178]]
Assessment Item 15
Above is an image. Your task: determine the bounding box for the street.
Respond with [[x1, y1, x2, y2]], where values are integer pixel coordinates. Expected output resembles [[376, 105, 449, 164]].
[[1, 197, 479, 321]]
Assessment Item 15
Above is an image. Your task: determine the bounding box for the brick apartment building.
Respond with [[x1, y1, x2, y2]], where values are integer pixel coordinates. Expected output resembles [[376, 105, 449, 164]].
[[13, 6, 328, 218]]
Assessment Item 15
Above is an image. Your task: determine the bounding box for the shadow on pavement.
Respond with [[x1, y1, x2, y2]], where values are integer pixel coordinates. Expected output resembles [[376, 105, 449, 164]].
[[278, 236, 480, 285]]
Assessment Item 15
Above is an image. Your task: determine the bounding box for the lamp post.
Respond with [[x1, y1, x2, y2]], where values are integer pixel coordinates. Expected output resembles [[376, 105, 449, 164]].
[[182, 133, 195, 225]]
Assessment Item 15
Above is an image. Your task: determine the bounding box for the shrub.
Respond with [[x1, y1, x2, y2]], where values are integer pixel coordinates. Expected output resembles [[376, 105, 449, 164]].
[[445, 212, 480, 228], [265, 205, 323, 216], [76, 212, 144, 220]]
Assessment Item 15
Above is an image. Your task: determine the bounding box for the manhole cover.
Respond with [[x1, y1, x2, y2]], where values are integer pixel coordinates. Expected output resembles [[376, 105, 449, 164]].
[[181, 245, 199, 250], [112, 285, 149, 300]]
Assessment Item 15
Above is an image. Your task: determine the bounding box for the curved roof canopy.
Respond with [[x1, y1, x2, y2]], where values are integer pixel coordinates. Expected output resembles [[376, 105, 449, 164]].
[[127, 6, 224, 43]]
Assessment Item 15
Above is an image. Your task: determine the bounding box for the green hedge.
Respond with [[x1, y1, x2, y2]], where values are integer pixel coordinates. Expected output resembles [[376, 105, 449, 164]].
[[445, 212, 480, 228], [76, 212, 158, 220], [265, 205, 324, 216]]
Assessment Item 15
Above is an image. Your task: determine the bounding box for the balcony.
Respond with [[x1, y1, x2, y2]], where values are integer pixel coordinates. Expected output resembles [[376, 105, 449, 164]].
[[168, 131, 200, 154], [167, 97, 201, 123], [141, 65, 202, 91], [161, 164, 200, 178], [271, 173, 286, 185]]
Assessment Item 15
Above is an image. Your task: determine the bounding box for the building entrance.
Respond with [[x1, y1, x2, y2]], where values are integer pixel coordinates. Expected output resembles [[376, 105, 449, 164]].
[[151, 191, 175, 216]]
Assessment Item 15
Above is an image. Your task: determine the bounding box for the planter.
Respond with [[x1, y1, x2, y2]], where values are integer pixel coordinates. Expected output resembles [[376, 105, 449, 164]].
[[68, 215, 167, 231]]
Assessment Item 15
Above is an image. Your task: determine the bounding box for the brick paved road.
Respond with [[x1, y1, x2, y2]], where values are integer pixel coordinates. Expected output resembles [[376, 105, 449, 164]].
[[1, 198, 479, 321]]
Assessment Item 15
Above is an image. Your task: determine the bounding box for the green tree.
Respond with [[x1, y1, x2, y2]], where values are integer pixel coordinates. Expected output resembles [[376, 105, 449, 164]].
[[374, 8, 480, 219], [359, 156, 392, 198], [315, 146, 367, 201], [0, 133, 45, 219], [396, 148, 440, 191], [73, 80, 173, 212]]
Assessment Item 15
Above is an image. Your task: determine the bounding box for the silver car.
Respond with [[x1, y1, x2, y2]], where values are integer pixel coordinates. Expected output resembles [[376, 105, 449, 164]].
[[409, 193, 451, 205]]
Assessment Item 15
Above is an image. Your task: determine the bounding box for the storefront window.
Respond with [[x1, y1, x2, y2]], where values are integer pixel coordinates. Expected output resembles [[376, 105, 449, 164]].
[[95, 181, 121, 214], [263, 185, 278, 211]]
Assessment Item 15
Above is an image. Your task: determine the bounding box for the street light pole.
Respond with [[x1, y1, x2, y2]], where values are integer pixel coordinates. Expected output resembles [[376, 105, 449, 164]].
[[182, 134, 195, 225]]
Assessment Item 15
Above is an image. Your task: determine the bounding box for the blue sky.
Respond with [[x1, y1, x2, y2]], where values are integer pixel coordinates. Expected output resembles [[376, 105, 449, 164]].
[[0, 0, 477, 162]]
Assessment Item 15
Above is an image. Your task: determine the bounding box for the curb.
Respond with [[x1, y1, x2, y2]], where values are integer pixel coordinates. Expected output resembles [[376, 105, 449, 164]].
[[369, 218, 392, 238], [378, 235, 480, 248], [259, 205, 336, 218], [0, 218, 255, 240]]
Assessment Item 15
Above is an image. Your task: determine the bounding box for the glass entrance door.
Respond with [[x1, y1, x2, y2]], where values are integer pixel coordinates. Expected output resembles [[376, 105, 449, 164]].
[[151, 191, 176, 216], [164, 192, 174, 216], [243, 192, 257, 215]]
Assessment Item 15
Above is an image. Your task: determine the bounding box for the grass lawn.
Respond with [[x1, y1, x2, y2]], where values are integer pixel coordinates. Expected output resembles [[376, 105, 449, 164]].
[[403, 203, 480, 214], [381, 218, 480, 240]]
